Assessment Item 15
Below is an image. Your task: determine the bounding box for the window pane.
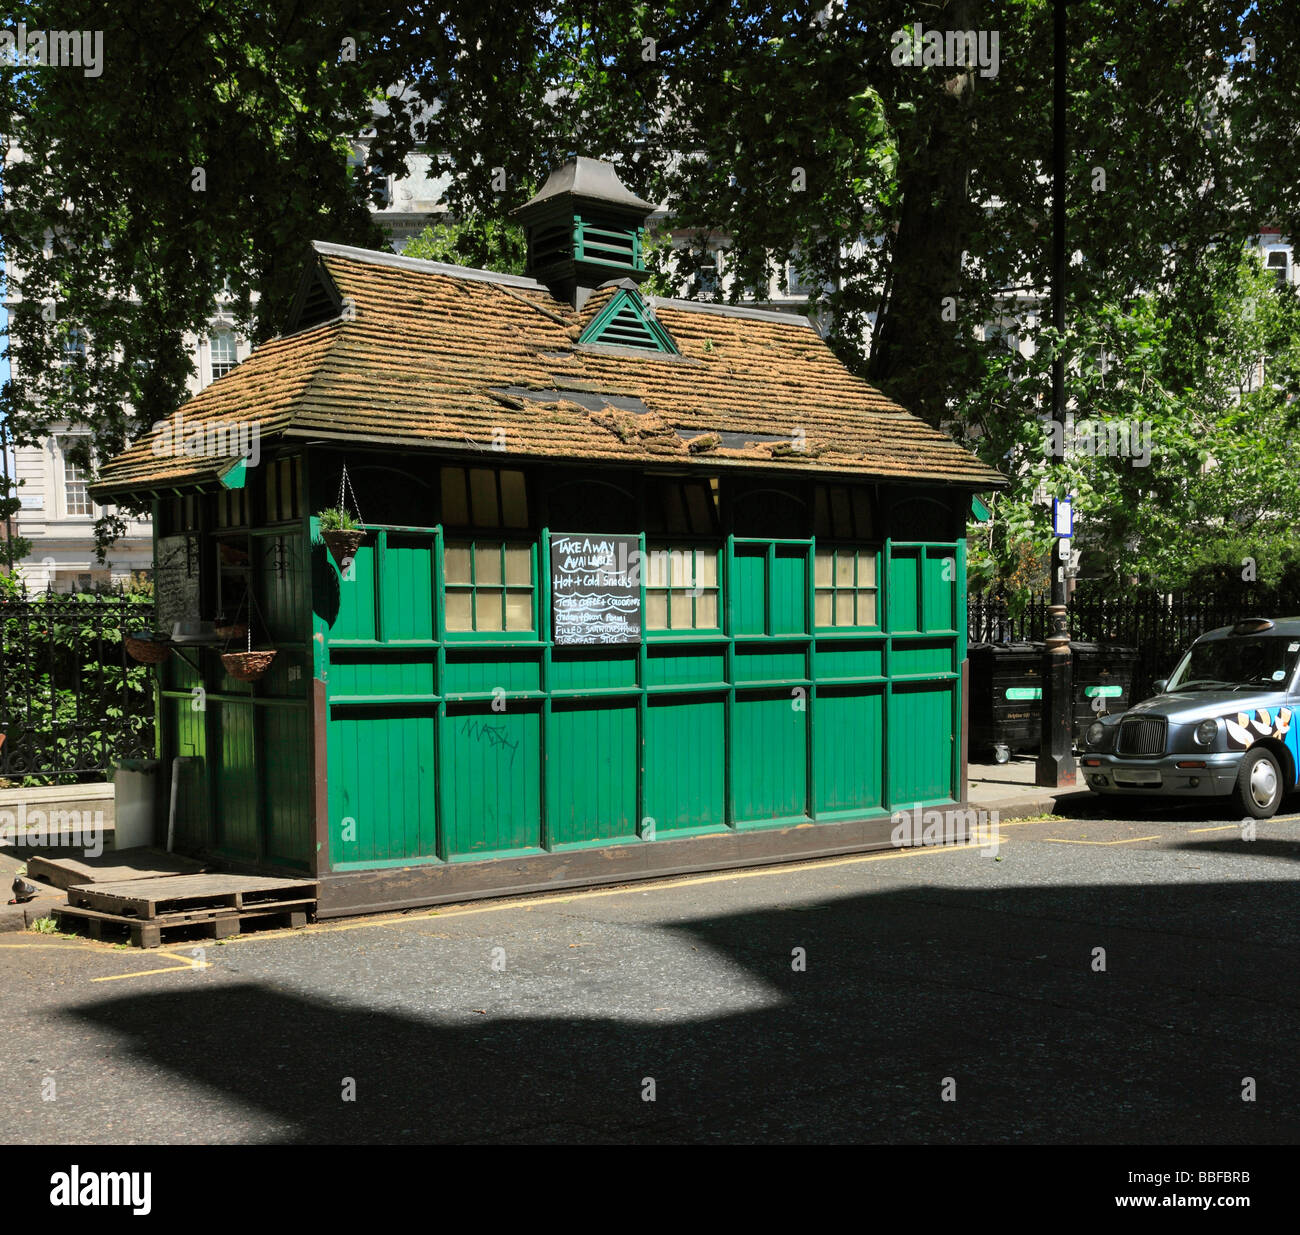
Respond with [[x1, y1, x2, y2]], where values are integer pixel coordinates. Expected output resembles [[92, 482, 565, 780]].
[[668, 549, 690, 587], [858, 554, 877, 587], [211, 331, 237, 379], [445, 589, 473, 630], [646, 550, 668, 588], [695, 591, 719, 629], [500, 470, 528, 527], [475, 591, 504, 631], [815, 590, 833, 626], [504, 589, 532, 630], [835, 552, 855, 586], [441, 467, 469, 525], [469, 468, 498, 526], [814, 550, 832, 586], [669, 590, 694, 629], [444, 543, 472, 585], [857, 590, 878, 627], [475, 544, 502, 585], [835, 591, 855, 626], [504, 544, 531, 585], [646, 591, 669, 629], [696, 550, 718, 587]]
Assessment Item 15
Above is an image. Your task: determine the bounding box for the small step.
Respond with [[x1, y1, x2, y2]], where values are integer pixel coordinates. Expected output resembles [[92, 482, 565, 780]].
[[27, 847, 207, 891]]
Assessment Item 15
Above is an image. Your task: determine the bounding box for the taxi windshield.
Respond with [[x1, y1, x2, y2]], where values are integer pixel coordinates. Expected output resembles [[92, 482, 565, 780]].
[[1167, 635, 1300, 692]]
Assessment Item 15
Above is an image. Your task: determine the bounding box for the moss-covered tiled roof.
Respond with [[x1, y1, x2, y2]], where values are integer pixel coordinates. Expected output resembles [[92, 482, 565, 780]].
[[92, 241, 1005, 498]]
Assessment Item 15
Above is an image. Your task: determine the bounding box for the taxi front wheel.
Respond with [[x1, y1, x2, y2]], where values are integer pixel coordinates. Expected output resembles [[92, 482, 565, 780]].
[[1234, 747, 1282, 819]]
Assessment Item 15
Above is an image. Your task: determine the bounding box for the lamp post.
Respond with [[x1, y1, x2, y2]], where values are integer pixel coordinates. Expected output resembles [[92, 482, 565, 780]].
[[1036, 0, 1077, 789]]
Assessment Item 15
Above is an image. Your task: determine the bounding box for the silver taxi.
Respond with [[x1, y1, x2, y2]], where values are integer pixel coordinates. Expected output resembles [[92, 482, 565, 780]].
[[1081, 618, 1300, 818]]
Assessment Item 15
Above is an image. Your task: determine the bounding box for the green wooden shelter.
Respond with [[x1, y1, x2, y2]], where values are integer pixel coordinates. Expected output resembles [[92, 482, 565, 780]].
[[92, 157, 1006, 915]]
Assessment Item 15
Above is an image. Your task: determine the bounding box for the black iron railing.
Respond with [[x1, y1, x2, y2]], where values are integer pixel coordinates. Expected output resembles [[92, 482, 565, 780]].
[[0, 587, 157, 784], [969, 588, 1300, 701]]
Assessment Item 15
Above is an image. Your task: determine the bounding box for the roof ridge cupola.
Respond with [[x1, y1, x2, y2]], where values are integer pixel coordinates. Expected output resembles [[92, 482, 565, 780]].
[[514, 156, 657, 309]]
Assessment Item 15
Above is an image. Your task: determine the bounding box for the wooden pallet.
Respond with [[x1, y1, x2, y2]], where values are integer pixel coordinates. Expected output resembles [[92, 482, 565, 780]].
[[65, 873, 318, 919], [28, 847, 208, 891], [53, 900, 313, 948]]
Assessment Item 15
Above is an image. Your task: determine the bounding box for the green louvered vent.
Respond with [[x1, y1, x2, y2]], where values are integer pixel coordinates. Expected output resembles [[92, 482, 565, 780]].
[[575, 216, 641, 273], [579, 288, 679, 354]]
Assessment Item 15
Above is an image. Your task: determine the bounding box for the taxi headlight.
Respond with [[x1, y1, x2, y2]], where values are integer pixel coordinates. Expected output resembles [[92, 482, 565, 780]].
[[1194, 719, 1218, 747], [1086, 721, 1106, 748]]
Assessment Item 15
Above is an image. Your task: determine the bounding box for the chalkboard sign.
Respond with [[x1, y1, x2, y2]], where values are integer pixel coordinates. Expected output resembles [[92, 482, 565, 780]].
[[551, 534, 642, 645]]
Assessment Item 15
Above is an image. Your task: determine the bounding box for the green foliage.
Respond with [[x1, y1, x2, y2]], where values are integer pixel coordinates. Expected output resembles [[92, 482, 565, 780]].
[[317, 506, 358, 531], [0, 589, 156, 784], [967, 247, 1300, 591], [402, 217, 527, 276]]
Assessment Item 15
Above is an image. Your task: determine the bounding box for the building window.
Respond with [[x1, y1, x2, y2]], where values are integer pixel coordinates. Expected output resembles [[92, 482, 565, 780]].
[[813, 483, 875, 540], [210, 331, 237, 380], [441, 466, 528, 529], [62, 442, 92, 516], [815, 548, 878, 628], [444, 540, 534, 633], [1266, 249, 1290, 288], [61, 327, 87, 368], [645, 477, 718, 536], [646, 546, 720, 631]]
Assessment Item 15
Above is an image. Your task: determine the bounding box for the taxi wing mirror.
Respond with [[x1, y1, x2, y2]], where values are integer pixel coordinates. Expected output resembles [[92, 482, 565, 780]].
[[1153, 679, 1168, 694]]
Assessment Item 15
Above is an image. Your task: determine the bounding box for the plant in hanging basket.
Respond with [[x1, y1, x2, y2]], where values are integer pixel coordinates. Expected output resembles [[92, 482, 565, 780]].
[[221, 650, 277, 681], [317, 506, 366, 571], [123, 630, 172, 665]]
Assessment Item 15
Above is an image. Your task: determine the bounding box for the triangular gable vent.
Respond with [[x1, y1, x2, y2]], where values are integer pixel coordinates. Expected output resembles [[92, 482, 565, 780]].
[[286, 258, 343, 334], [578, 288, 678, 354]]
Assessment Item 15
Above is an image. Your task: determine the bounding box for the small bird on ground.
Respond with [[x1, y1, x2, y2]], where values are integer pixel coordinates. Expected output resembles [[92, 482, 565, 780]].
[[10, 876, 38, 904]]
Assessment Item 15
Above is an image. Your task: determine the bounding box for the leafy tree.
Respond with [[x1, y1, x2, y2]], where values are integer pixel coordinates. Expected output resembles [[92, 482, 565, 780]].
[[401, 216, 527, 275]]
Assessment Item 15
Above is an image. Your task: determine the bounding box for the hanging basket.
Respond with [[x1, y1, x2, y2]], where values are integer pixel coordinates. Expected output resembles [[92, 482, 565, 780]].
[[321, 528, 366, 571], [221, 650, 278, 682], [124, 633, 172, 665]]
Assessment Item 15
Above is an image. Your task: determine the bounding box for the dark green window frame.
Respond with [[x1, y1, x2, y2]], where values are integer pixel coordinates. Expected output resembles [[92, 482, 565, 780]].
[[444, 538, 536, 635], [814, 545, 880, 629], [645, 543, 721, 632]]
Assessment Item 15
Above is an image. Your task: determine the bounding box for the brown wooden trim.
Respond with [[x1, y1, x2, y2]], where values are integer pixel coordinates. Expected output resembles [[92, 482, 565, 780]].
[[311, 676, 330, 877], [311, 807, 969, 919]]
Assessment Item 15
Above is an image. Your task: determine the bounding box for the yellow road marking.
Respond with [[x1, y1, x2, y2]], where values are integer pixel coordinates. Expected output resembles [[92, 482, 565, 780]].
[[1189, 825, 1241, 834], [57, 833, 1012, 975], [1042, 835, 1161, 846], [92, 950, 209, 982]]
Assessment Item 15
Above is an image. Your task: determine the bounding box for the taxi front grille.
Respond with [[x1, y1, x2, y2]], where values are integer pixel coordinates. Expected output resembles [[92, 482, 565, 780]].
[[1117, 716, 1167, 756]]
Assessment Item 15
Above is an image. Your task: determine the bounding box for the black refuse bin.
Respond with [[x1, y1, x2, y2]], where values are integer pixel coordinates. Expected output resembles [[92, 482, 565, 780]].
[[1071, 642, 1138, 747], [969, 641, 1044, 763]]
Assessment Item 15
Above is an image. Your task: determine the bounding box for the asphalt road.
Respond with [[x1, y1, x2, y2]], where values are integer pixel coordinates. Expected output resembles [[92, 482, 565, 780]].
[[3, 795, 1299, 1144]]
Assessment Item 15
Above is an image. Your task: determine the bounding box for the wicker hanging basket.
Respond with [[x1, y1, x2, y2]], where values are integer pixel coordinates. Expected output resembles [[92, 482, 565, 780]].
[[321, 528, 366, 571], [124, 632, 172, 665], [221, 649, 277, 681]]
